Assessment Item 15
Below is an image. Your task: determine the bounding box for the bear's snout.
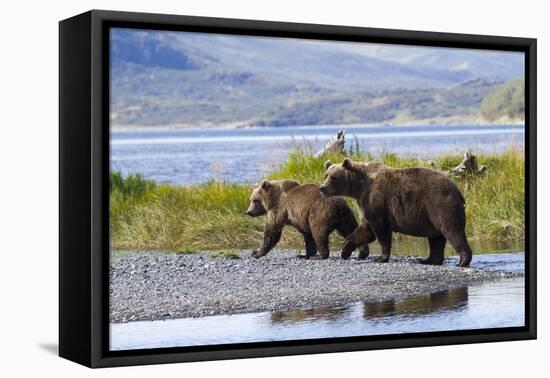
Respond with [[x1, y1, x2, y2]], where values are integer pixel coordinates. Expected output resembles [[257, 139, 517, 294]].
[[245, 205, 266, 217]]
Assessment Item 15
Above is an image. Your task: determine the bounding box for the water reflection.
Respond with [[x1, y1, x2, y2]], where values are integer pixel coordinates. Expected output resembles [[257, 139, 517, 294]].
[[271, 306, 346, 324], [270, 287, 469, 325], [362, 287, 468, 318]]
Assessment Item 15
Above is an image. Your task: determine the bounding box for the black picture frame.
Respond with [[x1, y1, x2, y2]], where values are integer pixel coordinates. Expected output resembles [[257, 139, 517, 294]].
[[59, 9, 537, 368]]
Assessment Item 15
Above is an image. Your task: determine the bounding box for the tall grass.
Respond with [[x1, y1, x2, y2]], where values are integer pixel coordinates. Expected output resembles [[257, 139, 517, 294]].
[[269, 145, 525, 241], [112, 179, 259, 250], [110, 146, 524, 251], [110, 172, 157, 221]]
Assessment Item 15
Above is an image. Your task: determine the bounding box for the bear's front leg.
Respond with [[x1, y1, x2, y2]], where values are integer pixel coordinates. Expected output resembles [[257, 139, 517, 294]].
[[252, 223, 283, 258], [347, 223, 375, 246], [342, 223, 376, 259], [340, 241, 355, 260]]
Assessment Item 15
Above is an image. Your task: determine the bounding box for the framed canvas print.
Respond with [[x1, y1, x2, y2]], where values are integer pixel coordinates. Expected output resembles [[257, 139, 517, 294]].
[[59, 10, 536, 368]]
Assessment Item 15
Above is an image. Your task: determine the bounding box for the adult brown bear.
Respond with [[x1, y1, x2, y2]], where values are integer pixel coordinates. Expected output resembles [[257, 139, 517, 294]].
[[246, 180, 373, 259], [320, 159, 472, 267]]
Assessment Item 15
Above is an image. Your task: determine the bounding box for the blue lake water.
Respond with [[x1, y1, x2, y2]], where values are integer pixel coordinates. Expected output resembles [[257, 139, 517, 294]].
[[110, 124, 524, 185], [110, 252, 525, 351]]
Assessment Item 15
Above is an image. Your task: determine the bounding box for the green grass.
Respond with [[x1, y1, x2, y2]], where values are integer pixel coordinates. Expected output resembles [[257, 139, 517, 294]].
[[208, 250, 242, 259], [110, 145, 524, 251]]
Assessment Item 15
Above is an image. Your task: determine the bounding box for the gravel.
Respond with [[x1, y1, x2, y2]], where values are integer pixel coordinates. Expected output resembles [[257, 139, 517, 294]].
[[110, 250, 522, 323]]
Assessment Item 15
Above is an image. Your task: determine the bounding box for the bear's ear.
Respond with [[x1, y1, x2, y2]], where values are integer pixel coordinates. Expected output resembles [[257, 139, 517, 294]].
[[324, 160, 333, 170], [281, 180, 300, 192], [261, 180, 272, 190], [342, 158, 354, 170]]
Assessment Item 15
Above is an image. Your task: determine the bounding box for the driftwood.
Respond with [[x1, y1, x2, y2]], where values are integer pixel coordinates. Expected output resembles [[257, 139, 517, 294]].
[[449, 151, 487, 176], [428, 152, 487, 176], [314, 130, 486, 178], [314, 129, 346, 158]]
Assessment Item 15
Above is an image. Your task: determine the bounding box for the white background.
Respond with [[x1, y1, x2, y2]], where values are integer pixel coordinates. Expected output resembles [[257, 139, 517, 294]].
[[0, 0, 546, 376]]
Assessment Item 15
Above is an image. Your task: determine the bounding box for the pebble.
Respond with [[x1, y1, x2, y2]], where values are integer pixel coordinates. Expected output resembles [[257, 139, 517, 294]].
[[110, 249, 522, 323]]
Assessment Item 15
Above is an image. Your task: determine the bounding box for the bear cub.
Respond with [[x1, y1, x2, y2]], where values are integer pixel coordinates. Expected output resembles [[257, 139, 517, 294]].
[[246, 179, 373, 259]]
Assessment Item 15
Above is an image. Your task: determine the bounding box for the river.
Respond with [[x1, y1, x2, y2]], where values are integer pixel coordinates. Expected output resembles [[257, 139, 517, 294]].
[[110, 252, 524, 351], [110, 124, 524, 185]]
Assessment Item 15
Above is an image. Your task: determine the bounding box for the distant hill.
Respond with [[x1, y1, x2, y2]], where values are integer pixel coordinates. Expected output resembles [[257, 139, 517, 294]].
[[253, 78, 501, 127], [110, 28, 524, 127], [479, 78, 525, 122]]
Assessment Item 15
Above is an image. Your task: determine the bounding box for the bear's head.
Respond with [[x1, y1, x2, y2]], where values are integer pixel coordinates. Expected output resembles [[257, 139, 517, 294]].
[[246, 179, 300, 216], [320, 158, 360, 198]]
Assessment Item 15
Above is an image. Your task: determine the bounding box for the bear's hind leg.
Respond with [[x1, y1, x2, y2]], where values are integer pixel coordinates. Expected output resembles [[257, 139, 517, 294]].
[[312, 232, 330, 260], [443, 231, 472, 267], [420, 236, 446, 265], [428, 200, 472, 267]]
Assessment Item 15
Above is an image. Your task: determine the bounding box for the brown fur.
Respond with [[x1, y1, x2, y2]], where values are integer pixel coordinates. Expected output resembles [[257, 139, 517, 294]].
[[320, 159, 472, 267], [246, 180, 373, 259], [246, 179, 301, 217]]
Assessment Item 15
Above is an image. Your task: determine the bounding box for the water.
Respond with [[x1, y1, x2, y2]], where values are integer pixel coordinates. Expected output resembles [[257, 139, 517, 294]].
[[110, 252, 525, 351], [110, 124, 524, 185], [376, 238, 524, 258]]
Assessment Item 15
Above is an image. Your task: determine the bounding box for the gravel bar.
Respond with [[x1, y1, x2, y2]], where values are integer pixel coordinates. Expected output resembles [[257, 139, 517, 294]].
[[110, 250, 522, 323]]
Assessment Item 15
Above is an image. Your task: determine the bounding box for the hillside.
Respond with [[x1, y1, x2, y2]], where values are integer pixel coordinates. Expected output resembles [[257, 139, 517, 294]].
[[253, 78, 500, 127], [479, 77, 525, 122], [110, 28, 524, 127]]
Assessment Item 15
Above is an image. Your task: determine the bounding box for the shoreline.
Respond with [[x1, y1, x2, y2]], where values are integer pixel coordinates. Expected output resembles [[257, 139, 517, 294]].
[[110, 120, 525, 132], [110, 250, 523, 323]]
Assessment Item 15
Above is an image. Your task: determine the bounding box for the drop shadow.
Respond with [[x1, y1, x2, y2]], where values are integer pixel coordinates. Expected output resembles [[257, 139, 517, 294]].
[[38, 343, 58, 355]]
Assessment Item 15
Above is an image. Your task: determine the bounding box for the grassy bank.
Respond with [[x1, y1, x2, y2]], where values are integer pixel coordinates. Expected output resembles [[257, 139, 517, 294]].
[[110, 146, 524, 252]]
